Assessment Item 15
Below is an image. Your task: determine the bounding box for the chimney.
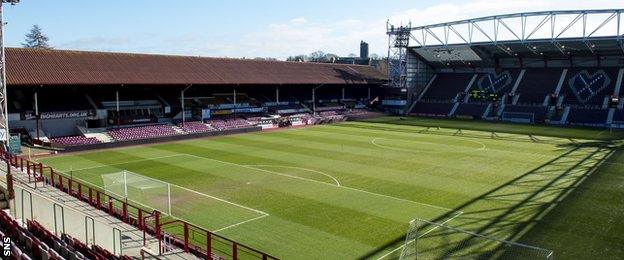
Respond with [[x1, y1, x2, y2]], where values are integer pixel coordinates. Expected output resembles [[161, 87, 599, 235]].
[[360, 41, 369, 59]]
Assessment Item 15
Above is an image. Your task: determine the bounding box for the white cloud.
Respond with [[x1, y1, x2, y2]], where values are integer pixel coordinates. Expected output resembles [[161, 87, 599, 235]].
[[237, 0, 623, 59], [56, 1, 624, 60]]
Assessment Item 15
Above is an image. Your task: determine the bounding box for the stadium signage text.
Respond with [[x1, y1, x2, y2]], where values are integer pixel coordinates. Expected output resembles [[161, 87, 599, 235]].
[[24, 111, 90, 120], [2, 236, 11, 257]]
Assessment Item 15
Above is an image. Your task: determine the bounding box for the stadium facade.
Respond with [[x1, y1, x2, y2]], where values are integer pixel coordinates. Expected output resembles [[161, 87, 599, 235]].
[[386, 9, 624, 127]]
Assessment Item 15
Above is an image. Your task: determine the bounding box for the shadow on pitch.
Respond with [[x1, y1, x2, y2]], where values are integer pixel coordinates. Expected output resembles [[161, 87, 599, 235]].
[[358, 140, 618, 259], [337, 122, 621, 147]]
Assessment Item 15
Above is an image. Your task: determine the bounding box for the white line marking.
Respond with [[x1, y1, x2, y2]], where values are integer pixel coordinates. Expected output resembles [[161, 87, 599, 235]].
[[596, 128, 609, 137], [55, 163, 268, 216], [67, 154, 184, 172], [371, 137, 486, 154], [245, 164, 341, 186], [111, 170, 269, 216], [213, 214, 269, 233], [178, 153, 457, 212], [53, 168, 269, 233], [376, 211, 463, 260]]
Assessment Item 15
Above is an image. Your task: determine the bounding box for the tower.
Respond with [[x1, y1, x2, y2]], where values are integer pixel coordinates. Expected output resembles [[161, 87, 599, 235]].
[[386, 22, 411, 90]]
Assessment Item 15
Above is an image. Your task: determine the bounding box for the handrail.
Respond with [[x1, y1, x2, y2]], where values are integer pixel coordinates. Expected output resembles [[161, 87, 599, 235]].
[[159, 219, 278, 259], [140, 248, 162, 260], [0, 149, 279, 260]]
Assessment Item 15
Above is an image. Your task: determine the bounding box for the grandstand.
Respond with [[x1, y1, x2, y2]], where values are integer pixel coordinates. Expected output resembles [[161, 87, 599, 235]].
[[0, 6, 623, 260], [0, 46, 388, 259], [387, 9, 624, 129], [5, 48, 386, 150]]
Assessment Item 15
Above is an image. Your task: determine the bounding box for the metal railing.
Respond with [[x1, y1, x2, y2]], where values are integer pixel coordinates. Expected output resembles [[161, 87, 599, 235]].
[[0, 149, 278, 260]]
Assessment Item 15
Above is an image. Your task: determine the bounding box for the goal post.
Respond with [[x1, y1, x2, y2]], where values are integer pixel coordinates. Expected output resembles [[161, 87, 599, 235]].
[[102, 171, 172, 216], [400, 218, 553, 260], [101, 170, 268, 235]]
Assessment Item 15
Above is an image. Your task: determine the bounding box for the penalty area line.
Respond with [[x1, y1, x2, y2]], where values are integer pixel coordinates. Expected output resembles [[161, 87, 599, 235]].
[[213, 214, 270, 233], [53, 157, 268, 216], [63, 154, 186, 172]]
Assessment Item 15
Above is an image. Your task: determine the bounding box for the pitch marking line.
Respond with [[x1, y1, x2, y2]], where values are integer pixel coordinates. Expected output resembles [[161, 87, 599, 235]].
[[376, 211, 464, 260], [113, 170, 269, 216], [213, 214, 270, 233], [54, 157, 268, 215], [178, 153, 458, 213], [66, 154, 184, 172], [371, 137, 486, 154], [55, 168, 270, 233], [245, 164, 341, 186]]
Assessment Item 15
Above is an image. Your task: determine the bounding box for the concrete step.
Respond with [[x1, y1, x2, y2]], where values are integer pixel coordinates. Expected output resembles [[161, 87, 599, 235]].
[[85, 132, 114, 143], [172, 126, 186, 134]]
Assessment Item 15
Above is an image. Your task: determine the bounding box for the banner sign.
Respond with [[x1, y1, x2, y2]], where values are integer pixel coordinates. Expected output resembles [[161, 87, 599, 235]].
[[277, 108, 308, 114], [0, 129, 6, 142], [382, 100, 407, 106], [9, 135, 21, 154], [24, 110, 89, 120], [212, 107, 265, 115], [201, 109, 211, 119]]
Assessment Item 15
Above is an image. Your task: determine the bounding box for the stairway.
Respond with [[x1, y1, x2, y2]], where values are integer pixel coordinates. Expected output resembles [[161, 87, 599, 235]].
[[172, 125, 186, 134], [86, 132, 114, 143]]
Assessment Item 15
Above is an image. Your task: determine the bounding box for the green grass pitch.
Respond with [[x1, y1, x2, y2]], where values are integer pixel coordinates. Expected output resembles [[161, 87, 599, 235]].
[[38, 117, 624, 259]]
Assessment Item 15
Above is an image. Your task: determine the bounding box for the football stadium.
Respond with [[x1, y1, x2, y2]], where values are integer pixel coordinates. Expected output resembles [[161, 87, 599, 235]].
[[0, 3, 623, 260]]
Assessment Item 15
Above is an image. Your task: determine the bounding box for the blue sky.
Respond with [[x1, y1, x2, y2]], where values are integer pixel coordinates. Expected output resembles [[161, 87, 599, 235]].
[[4, 0, 623, 59]]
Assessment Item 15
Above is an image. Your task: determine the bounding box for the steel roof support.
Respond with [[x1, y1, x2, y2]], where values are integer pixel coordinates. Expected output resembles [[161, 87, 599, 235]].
[[399, 9, 623, 50]]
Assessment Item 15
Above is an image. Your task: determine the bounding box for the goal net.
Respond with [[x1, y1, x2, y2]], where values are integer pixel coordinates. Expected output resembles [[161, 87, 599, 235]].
[[102, 171, 172, 215], [400, 218, 553, 260]]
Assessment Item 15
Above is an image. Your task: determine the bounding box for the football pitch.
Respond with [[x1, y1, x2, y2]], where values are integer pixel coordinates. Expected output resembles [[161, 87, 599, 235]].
[[38, 117, 624, 259]]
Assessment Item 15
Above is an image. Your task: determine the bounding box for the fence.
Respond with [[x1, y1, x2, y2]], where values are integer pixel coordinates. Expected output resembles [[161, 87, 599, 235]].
[[0, 175, 124, 254], [158, 220, 276, 260], [0, 149, 278, 260]]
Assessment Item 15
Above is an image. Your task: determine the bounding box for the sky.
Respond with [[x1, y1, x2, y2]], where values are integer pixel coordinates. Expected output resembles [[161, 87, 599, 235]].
[[4, 0, 623, 60]]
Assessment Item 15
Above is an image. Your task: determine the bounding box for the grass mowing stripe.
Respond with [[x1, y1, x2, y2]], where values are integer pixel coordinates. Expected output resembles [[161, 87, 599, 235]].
[[38, 117, 624, 259], [205, 133, 537, 196], [175, 152, 457, 213]]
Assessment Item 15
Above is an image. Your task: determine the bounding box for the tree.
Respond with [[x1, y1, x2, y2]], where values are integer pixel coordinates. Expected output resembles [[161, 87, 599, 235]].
[[253, 57, 277, 61], [309, 50, 326, 62], [324, 53, 338, 63], [22, 25, 52, 49], [287, 55, 307, 62]]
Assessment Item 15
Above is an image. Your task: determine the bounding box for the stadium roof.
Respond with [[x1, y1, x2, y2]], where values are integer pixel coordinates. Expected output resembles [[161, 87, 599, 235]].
[[6, 48, 387, 86], [389, 9, 624, 68]]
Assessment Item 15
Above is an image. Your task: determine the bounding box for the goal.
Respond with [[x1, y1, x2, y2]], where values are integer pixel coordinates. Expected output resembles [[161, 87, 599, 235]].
[[400, 218, 553, 260], [102, 171, 172, 215]]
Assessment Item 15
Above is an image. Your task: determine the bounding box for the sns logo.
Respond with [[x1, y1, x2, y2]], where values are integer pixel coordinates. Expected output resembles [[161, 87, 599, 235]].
[[2, 236, 10, 257]]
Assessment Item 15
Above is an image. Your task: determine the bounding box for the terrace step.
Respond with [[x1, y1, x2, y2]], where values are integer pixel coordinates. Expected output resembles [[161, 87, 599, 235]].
[[86, 132, 114, 143], [172, 126, 186, 134], [8, 166, 197, 259]]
